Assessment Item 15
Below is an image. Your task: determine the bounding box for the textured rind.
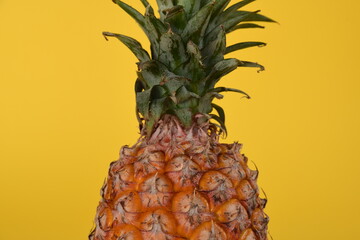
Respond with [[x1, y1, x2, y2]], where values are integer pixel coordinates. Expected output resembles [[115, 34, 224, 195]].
[[89, 116, 268, 240]]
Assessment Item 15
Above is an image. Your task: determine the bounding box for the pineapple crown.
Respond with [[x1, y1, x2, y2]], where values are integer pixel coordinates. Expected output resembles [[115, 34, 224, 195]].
[[103, 0, 275, 136]]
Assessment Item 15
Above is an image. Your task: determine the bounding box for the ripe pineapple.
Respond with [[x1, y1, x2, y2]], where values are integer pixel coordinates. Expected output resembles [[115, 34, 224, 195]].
[[90, 0, 274, 239]]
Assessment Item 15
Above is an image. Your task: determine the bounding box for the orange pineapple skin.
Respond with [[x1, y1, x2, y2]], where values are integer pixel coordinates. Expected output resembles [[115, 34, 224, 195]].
[[89, 117, 269, 240]]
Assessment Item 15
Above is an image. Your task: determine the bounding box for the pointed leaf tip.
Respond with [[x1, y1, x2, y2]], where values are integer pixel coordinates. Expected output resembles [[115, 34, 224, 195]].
[[237, 60, 265, 72], [102, 32, 151, 62], [225, 42, 267, 55], [102, 31, 111, 41], [212, 87, 251, 99], [181, 1, 215, 43], [113, 0, 145, 26]]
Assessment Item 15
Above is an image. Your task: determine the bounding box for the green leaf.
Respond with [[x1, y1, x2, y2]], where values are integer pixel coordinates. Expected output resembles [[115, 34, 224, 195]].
[[103, 32, 150, 62], [185, 41, 205, 82], [140, 0, 155, 15], [150, 97, 167, 120], [212, 58, 240, 79], [145, 12, 168, 59], [205, 10, 258, 43], [145, 7, 168, 34], [204, 58, 240, 89], [221, 0, 255, 20], [158, 30, 187, 71], [173, 108, 193, 127], [140, 0, 150, 7], [238, 60, 265, 72], [176, 98, 198, 109], [211, 0, 230, 19], [212, 103, 225, 125], [137, 61, 165, 87], [210, 114, 227, 135], [181, 1, 214, 44], [224, 10, 261, 32], [201, 26, 226, 69], [203, 59, 265, 90], [150, 85, 167, 99], [198, 91, 223, 113], [229, 23, 265, 32], [186, 41, 203, 63], [146, 96, 167, 136], [144, 16, 161, 59], [136, 89, 151, 115], [137, 85, 169, 135], [176, 86, 199, 103], [113, 0, 145, 26], [242, 11, 277, 22], [225, 41, 266, 54], [206, 0, 229, 32], [164, 79, 184, 94], [164, 5, 187, 33], [162, 72, 189, 93], [156, 0, 174, 19], [212, 87, 251, 99], [177, 0, 201, 18], [113, 0, 161, 59], [135, 78, 146, 92]]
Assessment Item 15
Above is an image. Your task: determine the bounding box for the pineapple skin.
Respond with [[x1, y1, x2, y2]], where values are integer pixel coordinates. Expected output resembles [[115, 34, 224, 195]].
[[89, 116, 268, 240]]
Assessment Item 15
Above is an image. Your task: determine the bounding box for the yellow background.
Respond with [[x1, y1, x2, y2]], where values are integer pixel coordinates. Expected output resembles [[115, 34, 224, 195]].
[[1, 0, 359, 239]]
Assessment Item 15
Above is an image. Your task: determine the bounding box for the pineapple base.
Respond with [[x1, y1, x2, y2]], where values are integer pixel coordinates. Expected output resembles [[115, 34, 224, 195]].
[[89, 116, 268, 240]]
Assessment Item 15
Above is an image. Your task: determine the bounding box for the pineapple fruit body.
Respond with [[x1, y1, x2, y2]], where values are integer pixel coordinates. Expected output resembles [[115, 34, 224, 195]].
[[90, 0, 274, 238], [89, 116, 268, 240]]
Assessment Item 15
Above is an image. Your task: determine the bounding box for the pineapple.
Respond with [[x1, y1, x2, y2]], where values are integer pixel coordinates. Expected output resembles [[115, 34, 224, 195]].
[[89, 0, 274, 239]]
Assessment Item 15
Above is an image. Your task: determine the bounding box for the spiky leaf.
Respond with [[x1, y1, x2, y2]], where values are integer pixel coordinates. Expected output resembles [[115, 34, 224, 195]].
[[159, 30, 187, 71], [220, 0, 255, 21], [225, 41, 266, 54], [181, 1, 214, 44], [241, 11, 277, 22], [146, 10, 168, 34], [204, 58, 240, 89], [212, 103, 225, 125], [184, 41, 205, 82], [146, 96, 168, 135], [135, 78, 146, 92], [173, 108, 193, 126], [176, 85, 199, 103], [223, 10, 261, 32], [113, 0, 163, 59], [238, 60, 265, 72], [140, 0, 151, 7], [164, 80, 184, 95], [205, 10, 258, 43], [206, 0, 230, 31], [162, 73, 189, 93], [210, 113, 227, 134], [137, 61, 165, 87], [113, 1, 144, 23], [140, 0, 155, 15], [164, 5, 187, 33], [212, 87, 251, 99], [156, 0, 174, 19], [211, 0, 231, 19], [106, 0, 274, 134], [177, 0, 201, 18], [136, 89, 151, 115], [102, 32, 150, 62], [202, 26, 226, 68], [150, 85, 167, 99], [198, 91, 224, 113], [229, 23, 265, 32]]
